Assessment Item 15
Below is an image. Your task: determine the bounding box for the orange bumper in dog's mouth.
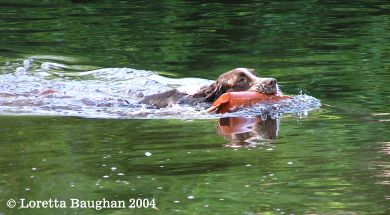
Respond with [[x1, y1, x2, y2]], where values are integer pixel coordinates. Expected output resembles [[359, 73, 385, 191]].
[[206, 91, 290, 114]]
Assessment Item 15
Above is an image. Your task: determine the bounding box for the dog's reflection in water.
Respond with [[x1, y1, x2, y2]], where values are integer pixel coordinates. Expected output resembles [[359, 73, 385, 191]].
[[216, 115, 279, 148]]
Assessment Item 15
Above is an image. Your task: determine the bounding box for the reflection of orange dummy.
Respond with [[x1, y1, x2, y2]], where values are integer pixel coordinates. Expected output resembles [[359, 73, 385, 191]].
[[207, 91, 290, 114], [216, 116, 279, 146], [217, 117, 261, 136]]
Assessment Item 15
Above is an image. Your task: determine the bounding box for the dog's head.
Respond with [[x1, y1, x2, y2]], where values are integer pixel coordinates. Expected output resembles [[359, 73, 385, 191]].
[[195, 68, 280, 102]]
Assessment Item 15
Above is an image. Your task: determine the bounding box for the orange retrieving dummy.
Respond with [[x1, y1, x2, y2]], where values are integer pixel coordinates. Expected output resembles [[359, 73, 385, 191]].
[[206, 91, 290, 114]]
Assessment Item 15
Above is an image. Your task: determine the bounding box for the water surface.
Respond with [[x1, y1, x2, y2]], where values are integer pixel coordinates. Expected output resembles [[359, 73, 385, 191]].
[[0, 0, 389, 214]]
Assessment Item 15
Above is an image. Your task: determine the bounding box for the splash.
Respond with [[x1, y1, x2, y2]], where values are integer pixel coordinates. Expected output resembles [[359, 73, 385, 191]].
[[0, 59, 320, 119]]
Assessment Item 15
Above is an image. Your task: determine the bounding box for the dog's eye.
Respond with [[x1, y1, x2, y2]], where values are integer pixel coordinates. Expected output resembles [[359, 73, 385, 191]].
[[238, 77, 247, 83]]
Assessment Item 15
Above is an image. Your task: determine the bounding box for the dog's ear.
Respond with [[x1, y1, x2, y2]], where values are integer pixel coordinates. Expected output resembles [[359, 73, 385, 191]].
[[194, 82, 225, 102]]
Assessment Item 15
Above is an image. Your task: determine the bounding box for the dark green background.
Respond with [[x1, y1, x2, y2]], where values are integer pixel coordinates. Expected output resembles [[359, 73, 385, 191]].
[[0, 0, 389, 214]]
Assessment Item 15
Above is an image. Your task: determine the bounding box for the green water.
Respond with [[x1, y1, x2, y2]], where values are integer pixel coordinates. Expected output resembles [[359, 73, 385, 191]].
[[1, 1, 390, 214]]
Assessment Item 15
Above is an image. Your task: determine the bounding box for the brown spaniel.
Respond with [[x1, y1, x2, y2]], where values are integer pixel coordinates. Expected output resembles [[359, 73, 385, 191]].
[[141, 68, 280, 108]]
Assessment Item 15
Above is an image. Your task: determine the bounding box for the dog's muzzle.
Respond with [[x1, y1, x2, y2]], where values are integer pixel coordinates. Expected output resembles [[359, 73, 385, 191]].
[[250, 78, 278, 95]]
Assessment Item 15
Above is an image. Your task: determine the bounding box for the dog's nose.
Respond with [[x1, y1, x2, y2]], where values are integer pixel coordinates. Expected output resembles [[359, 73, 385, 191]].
[[262, 78, 277, 87]]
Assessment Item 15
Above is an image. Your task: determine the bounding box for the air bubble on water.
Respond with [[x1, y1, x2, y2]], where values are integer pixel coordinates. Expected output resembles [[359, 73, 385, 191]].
[[25, 188, 30, 191], [103, 175, 109, 179], [23, 59, 31, 69], [261, 113, 268, 121], [16, 67, 26, 74], [145, 152, 152, 157], [95, 179, 101, 186], [174, 200, 180, 203], [32, 167, 37, 171], [117, 173, 125, 176], [187, 196, 194, 199], [111, 167, 117, 171], [40, 62, 67, 71], [41, 62, 50, 70]]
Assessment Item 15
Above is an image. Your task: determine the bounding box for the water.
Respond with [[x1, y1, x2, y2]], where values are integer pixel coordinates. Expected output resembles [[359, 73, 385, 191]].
[[1, 1, 390, 214]]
